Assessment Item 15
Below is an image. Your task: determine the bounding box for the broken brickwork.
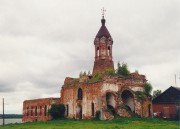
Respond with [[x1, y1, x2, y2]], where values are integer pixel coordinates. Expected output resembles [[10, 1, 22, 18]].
[[61, 73, 152, 120], [22, 98, 60, 122]]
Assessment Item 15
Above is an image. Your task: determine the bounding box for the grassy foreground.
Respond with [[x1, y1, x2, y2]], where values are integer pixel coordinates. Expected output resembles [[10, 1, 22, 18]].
[[0, 117, 179, 129]]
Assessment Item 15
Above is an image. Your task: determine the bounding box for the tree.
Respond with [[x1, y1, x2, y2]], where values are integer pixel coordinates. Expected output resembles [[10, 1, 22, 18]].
[[116, 62, 130, 76], [153, 90, 162, 99], [144, 82, 153, 97], [48, 104, 65, 119]]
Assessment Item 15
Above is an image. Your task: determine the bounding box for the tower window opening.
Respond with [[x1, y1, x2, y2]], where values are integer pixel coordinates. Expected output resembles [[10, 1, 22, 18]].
[[97, 47, 99, 57], [108, 46, 110, 56]]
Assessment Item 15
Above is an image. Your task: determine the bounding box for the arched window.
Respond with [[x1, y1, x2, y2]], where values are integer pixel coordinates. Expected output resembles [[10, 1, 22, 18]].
[[108, 46, 110, 56], [97, 47, 99, 57], [78, 88, 83, 100], [91, 103, 95, 116], [44, 105, 47, 116]]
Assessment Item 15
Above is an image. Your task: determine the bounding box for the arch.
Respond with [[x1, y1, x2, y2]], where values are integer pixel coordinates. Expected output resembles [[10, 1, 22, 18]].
[[77, 88, 83, 100], [76, 104, 82, 119], [121, 90, 135, 112], [106, 92, 116, 115], [91, 102, 95, 116]]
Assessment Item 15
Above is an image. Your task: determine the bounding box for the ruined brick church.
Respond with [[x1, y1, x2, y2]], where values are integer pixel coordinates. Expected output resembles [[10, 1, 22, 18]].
[[22, 15, 152, 122]]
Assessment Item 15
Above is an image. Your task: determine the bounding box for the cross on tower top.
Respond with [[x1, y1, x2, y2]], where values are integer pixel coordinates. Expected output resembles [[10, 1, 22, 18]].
[[101, 7, 106, 19]]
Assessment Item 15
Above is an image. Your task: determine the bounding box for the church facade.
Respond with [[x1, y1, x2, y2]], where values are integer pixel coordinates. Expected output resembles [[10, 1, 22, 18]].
[[22, 16, 152, 122]]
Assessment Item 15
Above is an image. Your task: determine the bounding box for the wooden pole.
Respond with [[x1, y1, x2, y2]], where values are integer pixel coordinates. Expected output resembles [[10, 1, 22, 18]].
[[3, 98, 5, 126]]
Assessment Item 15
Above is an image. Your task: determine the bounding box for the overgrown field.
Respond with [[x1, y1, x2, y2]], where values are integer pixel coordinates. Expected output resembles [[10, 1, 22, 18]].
[[0, 117, 179, 129]]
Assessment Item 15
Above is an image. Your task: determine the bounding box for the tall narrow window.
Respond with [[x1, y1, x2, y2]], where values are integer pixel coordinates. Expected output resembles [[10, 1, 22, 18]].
[[31, 107, 33, 116], [35, 106, 38, 116], [148, 104, 151, 117], [66, 105, 69, 116], [91, 103, 95, 116], [78, 88, 83, 100], [40, 106, 42, 116], [108, 46, 110, 56], [97, 47, 99, 57], [44, 105, 47, 116], [26, 107, 29, 116]]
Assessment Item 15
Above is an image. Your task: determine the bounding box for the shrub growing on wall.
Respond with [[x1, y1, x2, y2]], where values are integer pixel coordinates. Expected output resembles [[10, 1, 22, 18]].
[[116, 62, 130, 76], [48, 104, 65, 119]]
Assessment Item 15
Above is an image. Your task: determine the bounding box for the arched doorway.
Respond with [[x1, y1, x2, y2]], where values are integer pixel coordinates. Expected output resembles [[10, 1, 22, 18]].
[[76, 104, 82, 119], [77, 88, 83, 100], [106, 92, 116, 115], [121, 90, 135, 112]]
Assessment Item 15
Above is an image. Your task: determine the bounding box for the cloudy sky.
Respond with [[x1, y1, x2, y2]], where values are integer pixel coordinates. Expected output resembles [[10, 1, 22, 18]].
[[0, 0, 180, 114]]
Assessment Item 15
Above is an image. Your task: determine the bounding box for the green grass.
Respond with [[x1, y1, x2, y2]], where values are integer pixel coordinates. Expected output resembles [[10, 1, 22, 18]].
[[0, 117, 179, 129]]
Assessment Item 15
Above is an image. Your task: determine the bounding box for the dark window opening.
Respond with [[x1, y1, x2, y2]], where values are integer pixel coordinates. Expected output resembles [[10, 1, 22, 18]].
[[40, 106, 42, 116], [78, 88, 83, 100], [44, 105, 47, 116], [31, 107, 33, 116], [35, 106, 38, 116], [91, 103, 95, 116], [66, 105, 69, 116], [148, 104, 151, 117]]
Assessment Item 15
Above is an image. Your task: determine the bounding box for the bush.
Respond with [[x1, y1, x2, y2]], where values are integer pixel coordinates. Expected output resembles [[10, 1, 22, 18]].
[[116, 62, 130, 76], [95, 110, 101, 120], [144, 82, 152, 97], [104, 68, 116, 76], [48, 104, 65, 119]]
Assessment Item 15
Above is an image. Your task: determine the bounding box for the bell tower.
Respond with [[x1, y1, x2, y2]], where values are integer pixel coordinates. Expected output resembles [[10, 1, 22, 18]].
[[92, 11, 114, 74]]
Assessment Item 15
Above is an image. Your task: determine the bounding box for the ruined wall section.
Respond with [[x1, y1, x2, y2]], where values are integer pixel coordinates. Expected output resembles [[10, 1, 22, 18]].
[[22, 98, 60, 122], [61, 86, 74, 118], [83, 82, 103, 119]]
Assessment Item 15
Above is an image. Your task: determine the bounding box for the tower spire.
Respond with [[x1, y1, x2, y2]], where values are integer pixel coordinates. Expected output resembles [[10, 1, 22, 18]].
[[101, 7, 106, 19]]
